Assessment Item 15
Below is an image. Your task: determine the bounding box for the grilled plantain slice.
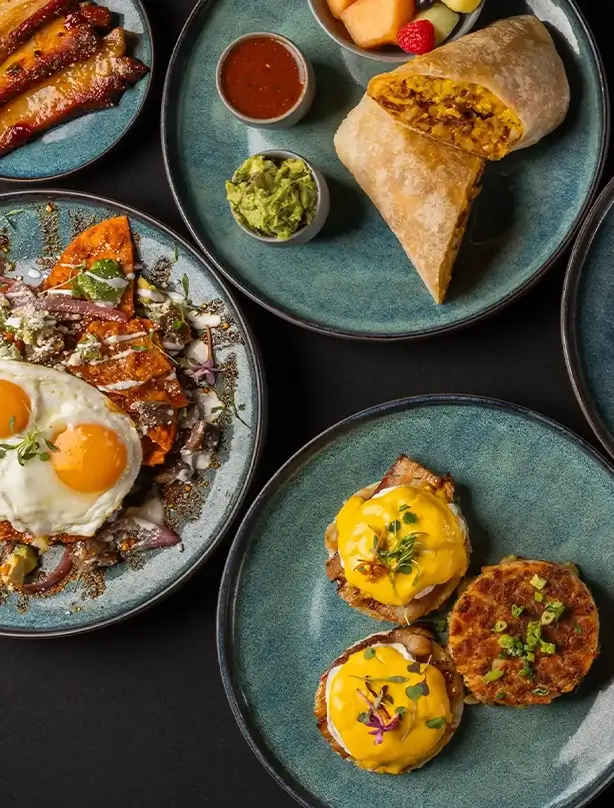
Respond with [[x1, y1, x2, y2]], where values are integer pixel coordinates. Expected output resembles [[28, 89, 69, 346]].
[[0, 27, 148, 157]]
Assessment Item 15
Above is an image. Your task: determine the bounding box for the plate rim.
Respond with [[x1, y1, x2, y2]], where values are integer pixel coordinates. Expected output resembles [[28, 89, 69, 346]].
[[0, 187, 267, 639], [562, 175, 614, 461], [161, 0, 610, 342], [217, 393, 614, 808], [0, 0, 155, 184]]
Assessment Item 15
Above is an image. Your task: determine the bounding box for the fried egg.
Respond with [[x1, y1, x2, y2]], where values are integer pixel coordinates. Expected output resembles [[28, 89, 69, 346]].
[[0, 360, 142, 537]]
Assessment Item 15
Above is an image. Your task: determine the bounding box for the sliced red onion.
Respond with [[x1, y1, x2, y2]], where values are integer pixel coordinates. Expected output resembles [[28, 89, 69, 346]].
[[42, 297, 128, 322], [21, 549, 73, 594], [130, 521, 181, 551], [1, 276, 127, 322], [98, 517, 181, 552]]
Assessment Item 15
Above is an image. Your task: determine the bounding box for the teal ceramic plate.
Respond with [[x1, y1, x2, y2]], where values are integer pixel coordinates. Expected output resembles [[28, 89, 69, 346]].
[[162, 0, 608, 340], [562, 177, 614, 461], [0, 0, 153, 183], [0, 190, 264, 637], [218, 396, 614, 808]]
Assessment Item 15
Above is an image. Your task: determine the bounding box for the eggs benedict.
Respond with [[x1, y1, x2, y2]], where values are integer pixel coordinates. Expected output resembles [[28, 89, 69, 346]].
[[325, 455, 470, 623], [314, 627, 464, 774], [448, 558, 599, 706]]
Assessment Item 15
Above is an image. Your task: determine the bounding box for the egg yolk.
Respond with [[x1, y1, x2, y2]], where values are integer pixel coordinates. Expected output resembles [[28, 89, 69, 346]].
[[336, 485, 467, 607], [327, 645, 451, 774], [51, 424, 127, 493], [0, 380, 31, 438]]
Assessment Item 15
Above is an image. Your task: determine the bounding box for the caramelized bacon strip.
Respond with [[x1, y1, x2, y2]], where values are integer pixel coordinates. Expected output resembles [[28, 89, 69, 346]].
[[0, 0, 77, 64], [0, 28, 148, 157], [0, 6, 111, 107]]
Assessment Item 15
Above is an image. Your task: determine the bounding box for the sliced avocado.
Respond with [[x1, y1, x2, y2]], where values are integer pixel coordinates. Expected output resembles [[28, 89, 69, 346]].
[[0, 544, 38, 587]]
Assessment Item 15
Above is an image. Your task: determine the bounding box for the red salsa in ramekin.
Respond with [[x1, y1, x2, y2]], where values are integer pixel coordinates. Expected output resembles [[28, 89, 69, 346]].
[[219, 34, 308, 122]]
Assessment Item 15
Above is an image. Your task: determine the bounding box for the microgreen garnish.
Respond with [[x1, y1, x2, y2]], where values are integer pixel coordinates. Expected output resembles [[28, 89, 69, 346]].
[[355, 530, 425, 582], [511, 604, 524, 618], [351, 675, 409, 685], [131, 345, 150, 352], [364, 648, 376, 661], [483, 669, 504, 683], [395, 706, 407, 717], [407, 662, 421, 674], [0, 422, 59, 466], [532, 686, 550, 696], [356, 687, 402, 745], [495, 691, 506, 700], [493, 621, 508, 633], [530, 574, 547, 590], [398, 504, 410, 512], [172, 244, 179, 264], [425, 717, 446, 729], [405, 684, 424, 702], [402, 511, 418, 525], [181, 273, 190, 299]]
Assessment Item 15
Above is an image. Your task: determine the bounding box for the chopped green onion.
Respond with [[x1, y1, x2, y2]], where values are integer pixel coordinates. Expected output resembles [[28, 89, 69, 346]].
[[526, 652, 535, 663], [534, 592, 544, 603], [545, 600, 565, 620], [541, 610, 556, 626], [511, 604, 524, 618], [495, 690, 506, 701], [498, 634, 515, 650], [364, 648, 376, 660], [483, 669, 504, 683], [493, 621, 508, 633], [532, 686, 550, 697], [425, 717, 446, 729], [574, 624, 583, 635], [540, 642, 556, 655], [530, 574, 547, 590]]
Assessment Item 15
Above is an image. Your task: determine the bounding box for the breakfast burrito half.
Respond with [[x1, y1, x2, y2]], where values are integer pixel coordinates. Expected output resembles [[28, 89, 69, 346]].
[[334, 96, 484, 303], [367, 15, 570, 161]]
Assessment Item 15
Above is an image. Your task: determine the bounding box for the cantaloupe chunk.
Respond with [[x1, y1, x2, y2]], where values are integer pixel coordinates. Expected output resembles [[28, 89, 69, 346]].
[[327, 0, 358, 19], [341, 0, 415, 49]]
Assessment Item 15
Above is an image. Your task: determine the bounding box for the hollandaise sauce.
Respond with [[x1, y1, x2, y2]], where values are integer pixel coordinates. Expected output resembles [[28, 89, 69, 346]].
[[326, 644, 451, 773], [336, 485, 467, 606]]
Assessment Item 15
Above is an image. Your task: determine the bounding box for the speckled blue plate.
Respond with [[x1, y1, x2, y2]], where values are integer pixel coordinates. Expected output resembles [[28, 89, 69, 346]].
[[162, 0, 608, 340], [562, 177, 614, 462], [218, 395, 614, 808], [0, 190, 264, 637], [0, 0, 152, 183]]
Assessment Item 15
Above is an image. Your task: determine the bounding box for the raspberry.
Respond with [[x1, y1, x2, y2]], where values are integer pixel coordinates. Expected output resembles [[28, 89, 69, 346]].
[[397, 19, 436, 55]]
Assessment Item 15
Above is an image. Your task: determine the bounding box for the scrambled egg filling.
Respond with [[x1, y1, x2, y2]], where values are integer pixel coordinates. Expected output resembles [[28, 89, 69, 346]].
[[327, 644, 451, 774], [375, 77, 524, 160], [336, 485, 467, 606]]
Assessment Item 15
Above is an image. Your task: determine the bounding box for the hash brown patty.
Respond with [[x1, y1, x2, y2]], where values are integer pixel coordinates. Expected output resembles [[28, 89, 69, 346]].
[[448, 559, 599, 706]]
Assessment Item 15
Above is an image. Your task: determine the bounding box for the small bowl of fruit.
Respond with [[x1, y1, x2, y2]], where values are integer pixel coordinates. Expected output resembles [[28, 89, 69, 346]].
[[307, 0, 485, 63]]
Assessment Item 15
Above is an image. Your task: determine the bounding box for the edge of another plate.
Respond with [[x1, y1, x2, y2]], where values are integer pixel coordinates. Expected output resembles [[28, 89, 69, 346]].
[[562, 175, 614, 459], [0, 188, 266, 639], [0, 0, 154, 184], [217, 393, 614, 808], [161, 0, 610, 342]]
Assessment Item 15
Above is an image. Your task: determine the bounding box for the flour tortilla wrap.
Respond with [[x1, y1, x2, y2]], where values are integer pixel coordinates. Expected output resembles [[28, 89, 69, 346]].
[[367, 15, 570, 161], [334, 96, 484, 303]]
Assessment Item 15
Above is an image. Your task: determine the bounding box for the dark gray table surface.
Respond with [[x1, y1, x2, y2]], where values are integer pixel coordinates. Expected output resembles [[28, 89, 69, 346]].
[[0, 1, 611, 806]]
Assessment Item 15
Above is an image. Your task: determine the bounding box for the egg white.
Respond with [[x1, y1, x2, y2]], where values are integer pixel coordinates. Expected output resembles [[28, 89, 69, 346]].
[[0, 360, 143, 537]]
